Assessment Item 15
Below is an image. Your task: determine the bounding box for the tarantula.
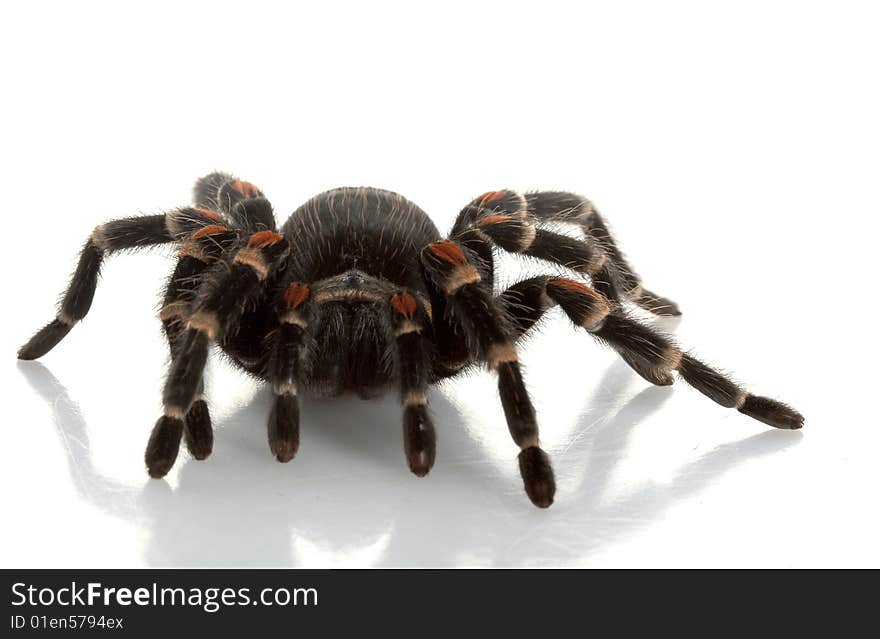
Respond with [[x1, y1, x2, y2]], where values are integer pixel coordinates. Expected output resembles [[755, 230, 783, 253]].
[[19, 173, 803, 507]]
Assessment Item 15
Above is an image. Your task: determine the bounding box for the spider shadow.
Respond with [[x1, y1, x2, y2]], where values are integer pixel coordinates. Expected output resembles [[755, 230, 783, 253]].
[[19, 361, 503, 566], [18, 359, 801, 566], [377, 360, 802, 565], [492, 366, 804, 564]]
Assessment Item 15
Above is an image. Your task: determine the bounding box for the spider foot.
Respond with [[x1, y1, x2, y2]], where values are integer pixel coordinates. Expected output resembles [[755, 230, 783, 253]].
[[268, 394, 300, 463], [403, 404, 436, 477], [738, 395, 804, 430], [183, 399, 213, 460], [145, 415, 184, 478], [518, 446, 556, 508], [18, 320, 74, 361]]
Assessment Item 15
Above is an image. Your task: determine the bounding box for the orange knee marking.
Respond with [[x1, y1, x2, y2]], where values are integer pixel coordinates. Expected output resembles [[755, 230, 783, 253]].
[[427, 240, 467, 265], [390, 292, 418, 319], [478, 190, 506, 207], [194, 207, 223, 221], [477, 214, 511, 226], [548, 277, 602, 298], [283, 283, 310, 309], [247, 230, 284, 248], [230, 180, 260, 197], [191, 224, 230, 239]]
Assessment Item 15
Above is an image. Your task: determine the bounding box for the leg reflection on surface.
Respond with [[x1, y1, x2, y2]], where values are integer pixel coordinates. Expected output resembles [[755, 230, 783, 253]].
[[18, 360, 801, 566]]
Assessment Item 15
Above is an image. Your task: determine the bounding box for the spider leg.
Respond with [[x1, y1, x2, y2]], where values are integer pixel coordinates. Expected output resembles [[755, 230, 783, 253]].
[[158, 223, 240, 463], [264, 283, 311, 462], [421, 240, 555, 507], [527, 191, 680, 314], [149, 179, 273, 470], [171, 174, 276, 459], [18, 200, 238, 361], [388, 291, 436, 476], [498, 275, 803, 430], [146, 229, 289, 478], [18, 213, 178, 360], [185, 175, 284, 465], [194, 171, 276, 233], [452, 190, 679, 314]]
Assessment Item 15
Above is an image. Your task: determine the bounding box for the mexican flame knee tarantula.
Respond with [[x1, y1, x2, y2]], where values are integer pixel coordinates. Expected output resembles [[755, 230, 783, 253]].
[[19, 172, 803, 507]]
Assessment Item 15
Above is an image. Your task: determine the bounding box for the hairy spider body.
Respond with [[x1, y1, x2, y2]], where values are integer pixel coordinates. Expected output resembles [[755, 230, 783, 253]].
[[278, 188, 441, 398], [19, 172, 803, 507]]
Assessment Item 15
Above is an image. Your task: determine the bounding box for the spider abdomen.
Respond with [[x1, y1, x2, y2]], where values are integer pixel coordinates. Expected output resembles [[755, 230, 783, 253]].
[[281, 187, 441, 287]]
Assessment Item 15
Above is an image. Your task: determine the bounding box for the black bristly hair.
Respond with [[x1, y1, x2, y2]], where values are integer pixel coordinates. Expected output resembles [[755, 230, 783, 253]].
[[18, 174, 804, 507]]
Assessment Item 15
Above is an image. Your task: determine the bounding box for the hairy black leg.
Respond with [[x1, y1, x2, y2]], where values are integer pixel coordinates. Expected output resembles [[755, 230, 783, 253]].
[[450, 190, 529, 236], [193, 172, 235, 211], [389, 291, 436, 477], [449, 190, 633, 312], [166, 230, 289, 412], [158, 223, 240, 463], [144, 220, 237, 477], [450, 190, 530, 290], [526, 191, 680, 315], [160, 222, 241, 335], [453, 191, 608, 284], [421, 240, 555, 507], [182, 393, 212, 460], [14, 199, 234, 475], [145, 320, 210, 478], [453, 189, 679, 314], [144, 416, 185, 479], [499, 275, 802, 430], [193, 172, 276, 233], [594, 311, 802, 428], [18, 214, 175, 360], [497, 276, 556, 339], [188, 175, 280, 367], [147, 230, 289, 478], [265, 283, 311, 462], [20, 204, 228, 361]]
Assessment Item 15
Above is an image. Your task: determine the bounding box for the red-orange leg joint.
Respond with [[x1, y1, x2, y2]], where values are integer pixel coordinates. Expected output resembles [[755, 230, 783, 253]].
[[284, 283, 310, 309], [546, 277, 602, 299], [194, 207, 223, 221], [546, 277, 610, 329], [234, 231, 286, 280], [390, 292, 418, 319], [426, 240, 468, 265], [281, 283, 309, 328], [247, 230, 285, 249], [477, 214, 511, 226], [230, 180, 261, 198], [191, 224, 230, 240], [478, 190, 506, 208], [423, 241, 481, 295], [391, 291, 422, 336], [179, 225, 233, 260]]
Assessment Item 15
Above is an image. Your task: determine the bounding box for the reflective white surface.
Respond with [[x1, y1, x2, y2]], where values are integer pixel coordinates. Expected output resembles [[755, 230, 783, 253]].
[[2, 2, 878, 567]]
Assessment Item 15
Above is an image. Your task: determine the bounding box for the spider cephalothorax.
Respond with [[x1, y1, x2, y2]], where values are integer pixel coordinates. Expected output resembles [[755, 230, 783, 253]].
[[19, 172, 803, 507]]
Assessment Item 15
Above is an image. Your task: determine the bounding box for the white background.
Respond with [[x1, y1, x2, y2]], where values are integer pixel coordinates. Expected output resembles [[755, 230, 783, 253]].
[[1, 1, 877, 567]]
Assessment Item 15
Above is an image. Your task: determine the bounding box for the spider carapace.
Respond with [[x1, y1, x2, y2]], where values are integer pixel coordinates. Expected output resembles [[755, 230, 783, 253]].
[[18, 172, 803, 507]]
